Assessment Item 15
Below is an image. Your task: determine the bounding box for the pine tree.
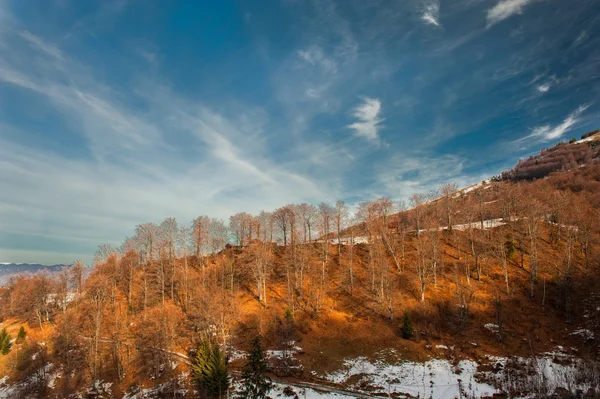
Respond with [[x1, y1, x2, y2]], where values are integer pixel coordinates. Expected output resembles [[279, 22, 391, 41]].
[[401, 312, 414, 340], [0, 328, 12, 355], [192, 338, 229, 397], [17, 326, 26, 341], [238, 336, 271, 399]]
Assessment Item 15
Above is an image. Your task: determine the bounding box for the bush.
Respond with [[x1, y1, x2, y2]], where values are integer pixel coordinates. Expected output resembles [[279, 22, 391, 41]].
[[401, 312, 414, 339]]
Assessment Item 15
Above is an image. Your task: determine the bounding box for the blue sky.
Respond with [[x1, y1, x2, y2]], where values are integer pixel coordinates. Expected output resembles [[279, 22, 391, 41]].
[[1, 0, 599, 265]]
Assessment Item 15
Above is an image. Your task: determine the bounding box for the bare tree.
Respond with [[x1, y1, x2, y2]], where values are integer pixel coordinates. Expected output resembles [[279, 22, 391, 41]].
[[410, 193, 427, 236], [177, 226, 192, 311], [273, 206, 295, 246], [229, 212, 252, 246], [297, 203, 318, 243], [94, 244, 118, 266], [135, 222, 159, 313], [192, 215, 210, 265], [208, 218, 229, 253], [335, 200, 349, 265], [246, 242, 274, 306], [159, 217, 178, 300], [440, 183, 458, 230]]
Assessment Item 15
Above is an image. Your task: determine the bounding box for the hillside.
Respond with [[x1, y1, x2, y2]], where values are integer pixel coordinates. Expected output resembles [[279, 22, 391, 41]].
[[500, 129, 600, 181], [1, 152, 600, 398]]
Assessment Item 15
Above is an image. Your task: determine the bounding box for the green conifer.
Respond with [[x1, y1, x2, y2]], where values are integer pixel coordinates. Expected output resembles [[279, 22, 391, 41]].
[[17, 326, 26, 341], [238, 336, 271, 399], [192, 338, 229, 397], [0, 328, 12, 355], [1, 335, 12, 355], [401, 312, 414, 340]]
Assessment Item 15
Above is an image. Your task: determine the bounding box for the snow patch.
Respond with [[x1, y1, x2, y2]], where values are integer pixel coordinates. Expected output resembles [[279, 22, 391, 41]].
[[570, 328, 595, 340], [323, 350, 496, 399]]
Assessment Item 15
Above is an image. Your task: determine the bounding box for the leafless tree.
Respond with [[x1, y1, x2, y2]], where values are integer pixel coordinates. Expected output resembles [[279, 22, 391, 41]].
[[135, 222, 159, 313], [246, 242, 274, 306], [410, 193, 427, 236], [440, 183, 458, 229], [335, 200, 349, 265], [229, 212, 252, 246], [297, 203, 318, 243]]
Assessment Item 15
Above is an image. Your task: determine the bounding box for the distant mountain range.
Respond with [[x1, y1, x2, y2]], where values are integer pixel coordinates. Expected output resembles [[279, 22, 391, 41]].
[[0, 263, 68, 285]]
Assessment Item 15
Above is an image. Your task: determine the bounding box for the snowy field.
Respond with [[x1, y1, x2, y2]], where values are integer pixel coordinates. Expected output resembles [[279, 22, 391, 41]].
[[322, 351, 495, 399], [320, 348, 600, 399]]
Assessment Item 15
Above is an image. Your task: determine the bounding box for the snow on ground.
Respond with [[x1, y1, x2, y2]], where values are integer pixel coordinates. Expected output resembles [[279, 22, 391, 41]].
[[447, 218, 506, 232], [270, 381, 358, 399], [322, 350, 496, 399], [570, 328, 595, 340], [483, 323, 499, 333], [576, 134, 600, 144], [46, 366, 62, 389], [0, 363, 55, 398], [418, 218, 506, 235], [267, 344, 303, 360], [322, 349, 600, 399], [123, 373, 190, 399], [481, 353, 600, 398]]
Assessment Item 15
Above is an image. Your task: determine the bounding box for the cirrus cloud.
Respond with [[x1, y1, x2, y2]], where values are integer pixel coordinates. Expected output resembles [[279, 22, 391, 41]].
[[487, 0, 540, 26], [347, 97, 384, 142]]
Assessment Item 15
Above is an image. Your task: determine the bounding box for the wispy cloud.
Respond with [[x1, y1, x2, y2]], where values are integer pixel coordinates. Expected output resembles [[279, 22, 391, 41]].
[[573, 31, 588, 47], [537, 83, 550, 93], [0, 25, 339, 263], [536, 76, 557, 93], [516, 104, 589, 142], [421, 0, 441, 27], [487, 0, 539, 26], [297, 45, 337, 73], [347, 97, 384, 142]]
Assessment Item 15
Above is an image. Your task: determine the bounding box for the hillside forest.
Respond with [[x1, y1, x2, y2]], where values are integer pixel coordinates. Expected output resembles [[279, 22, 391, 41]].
[[1, 135, 600, 398]]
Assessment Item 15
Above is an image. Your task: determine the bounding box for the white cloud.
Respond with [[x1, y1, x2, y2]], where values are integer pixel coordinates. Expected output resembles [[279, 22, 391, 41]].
[[532, 75, 557, 94], [537, 83, 550, 93], [529, 104, 589, 140], [347, 97, 384, 141], [421, 0, 441, 27], [487, 0, 538, 26]]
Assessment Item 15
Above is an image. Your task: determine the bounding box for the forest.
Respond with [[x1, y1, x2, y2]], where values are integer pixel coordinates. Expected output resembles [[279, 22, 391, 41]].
[[1, 139, 600, 398]]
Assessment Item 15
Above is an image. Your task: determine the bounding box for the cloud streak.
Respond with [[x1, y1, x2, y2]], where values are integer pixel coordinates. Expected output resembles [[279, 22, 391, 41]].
[[347, 97, 384, 142], [487, 0, 538, 26], [515, 104, 590, 143], [421, 0, 441, 27]]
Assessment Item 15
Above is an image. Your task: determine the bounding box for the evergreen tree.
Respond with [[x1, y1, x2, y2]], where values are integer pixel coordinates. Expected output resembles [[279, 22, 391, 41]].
[[0, 328, 12, 355], [17, 326, 26, 342], [238, 336, 271, 399], [401, 312, 414, 340], [192, 338, 229, 397]]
